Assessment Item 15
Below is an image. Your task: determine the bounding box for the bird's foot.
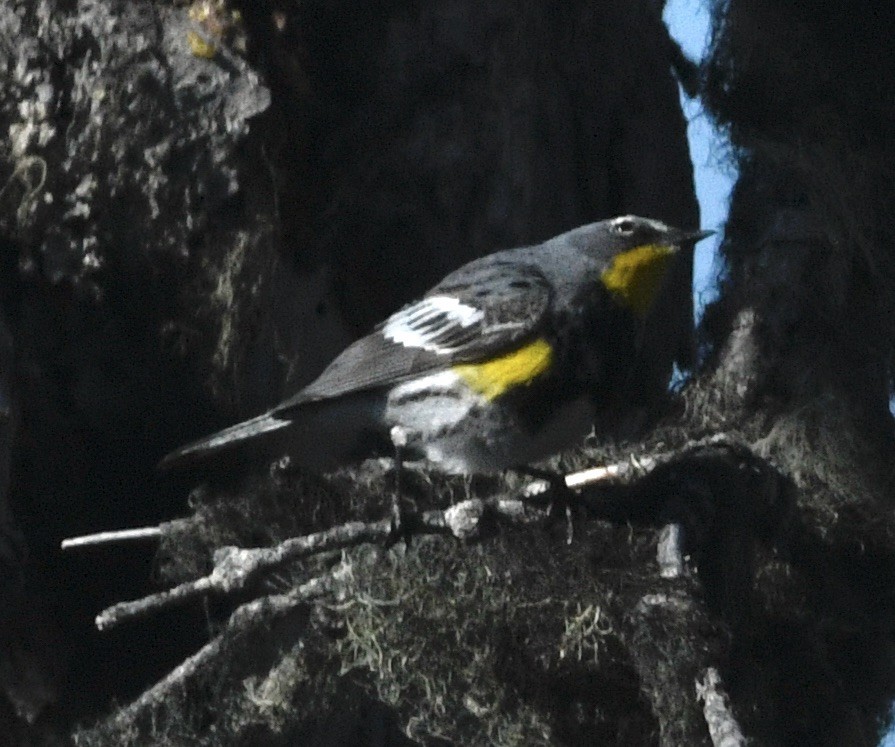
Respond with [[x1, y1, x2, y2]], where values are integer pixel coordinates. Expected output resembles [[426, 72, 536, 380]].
[[517, 467, 578, 544], [385, 494, 415, 549]]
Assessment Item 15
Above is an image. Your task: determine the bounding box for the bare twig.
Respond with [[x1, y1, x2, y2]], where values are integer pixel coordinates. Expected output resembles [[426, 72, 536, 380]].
[[657, 522, 686, 578], [96, 518, 394, 631], [519, 455, 656, 499], [566, 454, 657, 489], [111, 562, 353, 728], [697, 667, 747, 747], [67, 446, 689, 555], [61, 526, 163, 550], [562, 433, 735, 492], [96, 497, 545, 631]]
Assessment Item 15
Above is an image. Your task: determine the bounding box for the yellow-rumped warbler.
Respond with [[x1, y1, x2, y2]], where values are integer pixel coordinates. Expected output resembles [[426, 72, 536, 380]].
[[160, 216, 711, 475]]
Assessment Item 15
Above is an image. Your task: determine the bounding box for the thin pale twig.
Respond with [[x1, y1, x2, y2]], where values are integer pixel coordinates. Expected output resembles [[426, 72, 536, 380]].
[[61, 526, 163, 550]]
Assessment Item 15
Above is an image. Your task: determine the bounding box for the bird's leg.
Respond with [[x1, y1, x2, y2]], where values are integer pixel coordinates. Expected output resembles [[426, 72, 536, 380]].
[[515, 466, 577, 544], [388, 426, 411, 546]]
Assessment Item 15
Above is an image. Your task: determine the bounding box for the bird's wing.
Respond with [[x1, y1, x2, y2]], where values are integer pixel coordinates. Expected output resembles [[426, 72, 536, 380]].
[[274, 258, 552, 412]]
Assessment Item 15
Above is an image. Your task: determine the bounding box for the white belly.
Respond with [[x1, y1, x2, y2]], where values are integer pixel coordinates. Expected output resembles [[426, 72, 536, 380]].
[[385, 371, 594, 474]]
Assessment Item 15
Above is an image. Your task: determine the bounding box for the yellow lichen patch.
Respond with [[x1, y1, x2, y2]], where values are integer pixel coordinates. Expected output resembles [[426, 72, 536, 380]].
[[600, 243, 677, 317], [453, 338, 553, 401], [187, 0, 247, 56], [187, 30, 217, 59]]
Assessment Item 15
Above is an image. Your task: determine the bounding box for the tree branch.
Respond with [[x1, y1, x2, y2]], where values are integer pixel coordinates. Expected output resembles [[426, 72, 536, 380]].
[[657, 522, 686, 578], [96, 497, 546, 631], [111, 562, 353, 728], [94, 436, 741, 631], [61, 526, 163, 550], [697, 667, 747, 747]]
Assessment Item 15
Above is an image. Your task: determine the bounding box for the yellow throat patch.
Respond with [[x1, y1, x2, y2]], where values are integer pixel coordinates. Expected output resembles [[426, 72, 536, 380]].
[[453, 338, 553, 401], [600, 244, 677, 317]]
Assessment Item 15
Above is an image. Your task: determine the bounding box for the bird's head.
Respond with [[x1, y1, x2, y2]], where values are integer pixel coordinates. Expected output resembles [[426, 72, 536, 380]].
[[573, 215, 714, 318]]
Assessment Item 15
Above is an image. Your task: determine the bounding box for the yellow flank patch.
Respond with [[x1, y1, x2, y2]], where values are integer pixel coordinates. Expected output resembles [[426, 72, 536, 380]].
[[453, 338, 553, 401], [600, 243, 677, 317]]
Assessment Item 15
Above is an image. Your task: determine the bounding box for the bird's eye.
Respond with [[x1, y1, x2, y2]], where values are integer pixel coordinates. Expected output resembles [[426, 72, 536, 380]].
[[613, 218, 636, 235]]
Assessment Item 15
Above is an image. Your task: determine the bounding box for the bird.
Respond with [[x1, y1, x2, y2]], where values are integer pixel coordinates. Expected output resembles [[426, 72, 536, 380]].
[[160, 216, 712, 482]]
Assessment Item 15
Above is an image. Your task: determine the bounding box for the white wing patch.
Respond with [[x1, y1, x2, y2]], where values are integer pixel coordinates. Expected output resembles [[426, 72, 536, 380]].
[[382, 295, 484, 354]]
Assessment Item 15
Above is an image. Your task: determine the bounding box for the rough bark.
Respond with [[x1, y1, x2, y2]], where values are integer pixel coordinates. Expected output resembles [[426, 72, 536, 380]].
[[690, 1, 895, 743]]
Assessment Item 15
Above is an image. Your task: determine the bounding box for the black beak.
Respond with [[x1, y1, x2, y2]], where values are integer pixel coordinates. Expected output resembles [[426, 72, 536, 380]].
[[672, 228, 715, 245]]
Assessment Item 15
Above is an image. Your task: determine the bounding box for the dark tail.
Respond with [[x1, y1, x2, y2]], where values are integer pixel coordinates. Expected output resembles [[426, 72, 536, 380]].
[[158, 412, 290, 471]]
